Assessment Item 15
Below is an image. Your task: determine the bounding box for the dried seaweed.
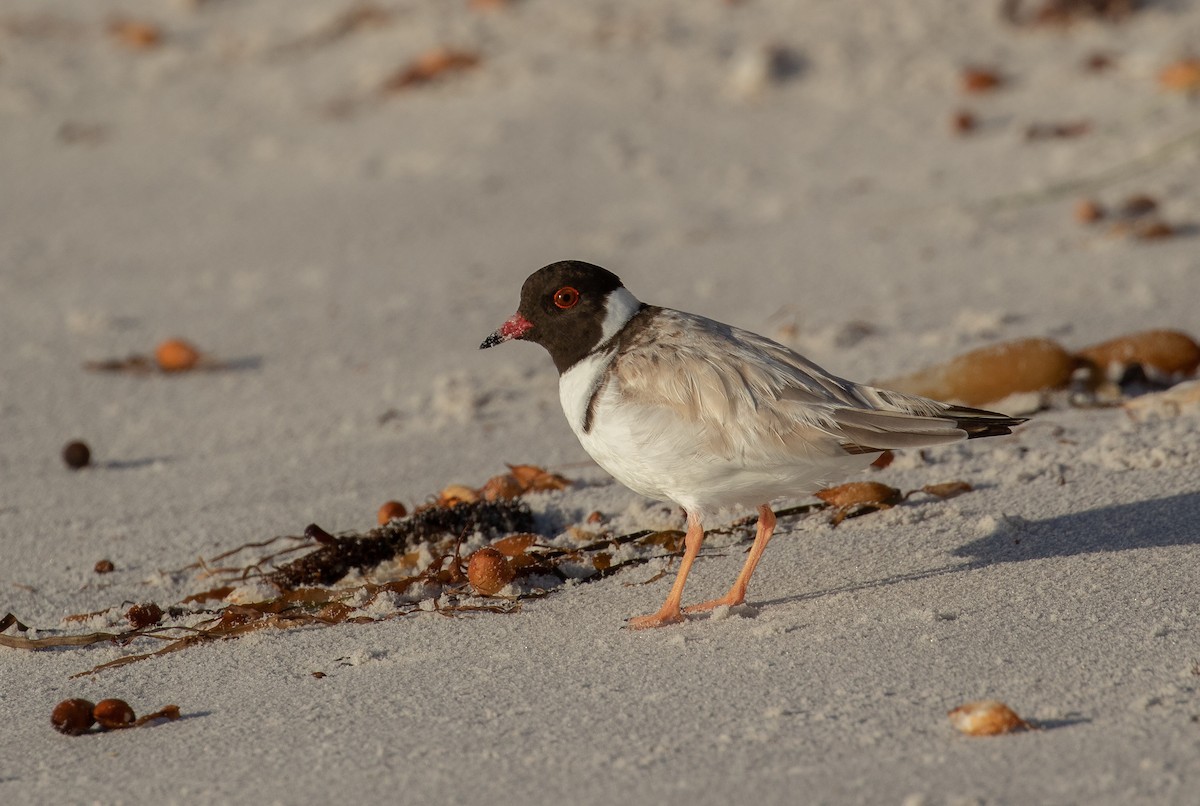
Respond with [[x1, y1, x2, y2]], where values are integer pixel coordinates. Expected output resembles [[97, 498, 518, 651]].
[[1, 612, 29, 633], [3, 463, 981, 678], [1000, 0, 1145, 27], [269, 499, 534, 589]]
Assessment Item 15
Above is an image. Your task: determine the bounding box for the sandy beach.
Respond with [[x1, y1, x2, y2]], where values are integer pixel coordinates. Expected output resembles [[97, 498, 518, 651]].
[[2, 1, 1199, 803]]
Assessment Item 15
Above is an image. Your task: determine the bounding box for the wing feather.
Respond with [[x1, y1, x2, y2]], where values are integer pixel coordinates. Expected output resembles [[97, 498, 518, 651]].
[[610, 309, 1023, 461]]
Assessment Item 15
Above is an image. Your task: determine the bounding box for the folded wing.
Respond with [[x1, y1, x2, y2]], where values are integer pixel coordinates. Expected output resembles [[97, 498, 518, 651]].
[[610, 308, 1025, 462]]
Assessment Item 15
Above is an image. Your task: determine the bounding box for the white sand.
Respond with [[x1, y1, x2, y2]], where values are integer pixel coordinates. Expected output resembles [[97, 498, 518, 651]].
[[3, 1, 1199, 802]]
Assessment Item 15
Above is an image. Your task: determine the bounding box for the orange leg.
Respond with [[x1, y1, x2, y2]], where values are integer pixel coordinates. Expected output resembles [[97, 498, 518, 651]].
[[683, 505, 776, 614], [627, 512, 705, 630]]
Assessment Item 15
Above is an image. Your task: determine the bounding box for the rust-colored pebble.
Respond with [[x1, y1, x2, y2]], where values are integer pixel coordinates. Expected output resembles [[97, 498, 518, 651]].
[[480, 473, 524, 501], [467, 547, 514, 595], [960, 66, 1002, 94], [869, 451, 895, 470], [154, 338, 201, 372], [1132, 220, 1174, 241], [950, 109, 977, 135], [126, 602, 164, 629], [948, 700, 1032, 736], [1159, 58, 1200, 93], [815, 481, 902, 508], [51, 699, 96, 735], [1119, 194, 1158, 218], [93, 698, 136, 730], [438, 484, 479, 506], [1074, 199, 1104, 224], [491, 533, 537, 558], [62, 440, 92, 470], [376, 500, 408, 525], [880, 338, 1076, 406], [1077, 330, 1200, 379], [109, 19, 163, 50]]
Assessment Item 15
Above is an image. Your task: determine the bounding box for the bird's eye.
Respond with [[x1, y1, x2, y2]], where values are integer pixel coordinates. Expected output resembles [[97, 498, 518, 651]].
[[553, 286, 580, 309]]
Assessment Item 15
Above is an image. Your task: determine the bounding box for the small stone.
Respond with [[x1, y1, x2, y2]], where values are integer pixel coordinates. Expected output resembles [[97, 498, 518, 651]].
[[93, 698, 136, 730], [467, 547, 514, 595], [376, 500, 408, 525], [126, 602, 164, 629], [51, 699, 96, 736], [154, 338, 201, 372], [62, 440, 91, 470]]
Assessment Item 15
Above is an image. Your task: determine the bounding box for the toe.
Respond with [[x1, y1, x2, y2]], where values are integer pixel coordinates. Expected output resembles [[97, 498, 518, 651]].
[[626, 610, 685, 630]]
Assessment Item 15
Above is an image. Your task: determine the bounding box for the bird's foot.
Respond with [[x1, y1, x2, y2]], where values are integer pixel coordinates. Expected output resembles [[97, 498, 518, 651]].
[[626, 608, 686, 630], [682, 592, 745, 614]]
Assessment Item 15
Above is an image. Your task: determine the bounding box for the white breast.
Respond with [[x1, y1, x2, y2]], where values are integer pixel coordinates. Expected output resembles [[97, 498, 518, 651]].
[[560, 347, 874, 519]]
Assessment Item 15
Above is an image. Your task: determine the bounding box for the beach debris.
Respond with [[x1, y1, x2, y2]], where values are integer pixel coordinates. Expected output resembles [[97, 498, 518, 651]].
[[1082, 52, 1116, 72], [728, 44, 804, 99], [1159, 58, 1200, 94], [94, 559, 115, 574], [950, 109, 978, 135], [494, 536, 540, 577], [0, 613, 28, 634], [269, 499, 535, 589], [126, 602, 164, 630], [815, 482, 902, 509], [467, 547, 514, 595], [1074, 193, 1186, 242], [881, 337, 1077, 406], [107, 18, 163, 50], [51, 699, 96, 735], [1000, 0, 1147, 28], [1108, 195, 1178, 240], [481, 473, 525, 501], [920, 481, 974, 499], [1076, 330, 1200, 381], [273, 3, 391, 55], [437, 464, 570, 508], [437, 484, 480, 506], [509, 463, 572, 493], [870, 450, 896, 470], [51, 697, 180, 735], [960, 66, 1003, 94], [1024, 120, 1090, 140], [381, 47, 481, 93], [1130, 220, 1175, 240], [377, 500, 408, 525], [815, 481, 903, 526], [93, 699, 135, 730], [155, 338, 201, 372], [1074, 198, 1105, 224], [1, 457, 985, 676], [1123, 379, 1200, 421], [62, 440, 91, 470], [948, 699, 1033, 736], [1119, 193, 1158, 218], [86, 338, 229, 375], [469, 0, 514, 11], [133, 704, 182, 727]]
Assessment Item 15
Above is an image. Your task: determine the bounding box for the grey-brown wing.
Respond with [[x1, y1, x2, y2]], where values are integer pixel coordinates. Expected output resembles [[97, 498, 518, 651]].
[[610, 308, 1023, 458]]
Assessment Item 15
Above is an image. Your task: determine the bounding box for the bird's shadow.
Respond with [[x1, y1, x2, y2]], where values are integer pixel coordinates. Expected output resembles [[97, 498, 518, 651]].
[[760, 492, 1200, 607]]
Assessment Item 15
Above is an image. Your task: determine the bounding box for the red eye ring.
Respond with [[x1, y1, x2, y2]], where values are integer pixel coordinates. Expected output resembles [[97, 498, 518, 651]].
[[553, 286, 580, 309]]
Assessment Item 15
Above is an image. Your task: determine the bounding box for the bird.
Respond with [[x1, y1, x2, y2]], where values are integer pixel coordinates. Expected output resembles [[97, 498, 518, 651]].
[[480, 260, 1025, 629]]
